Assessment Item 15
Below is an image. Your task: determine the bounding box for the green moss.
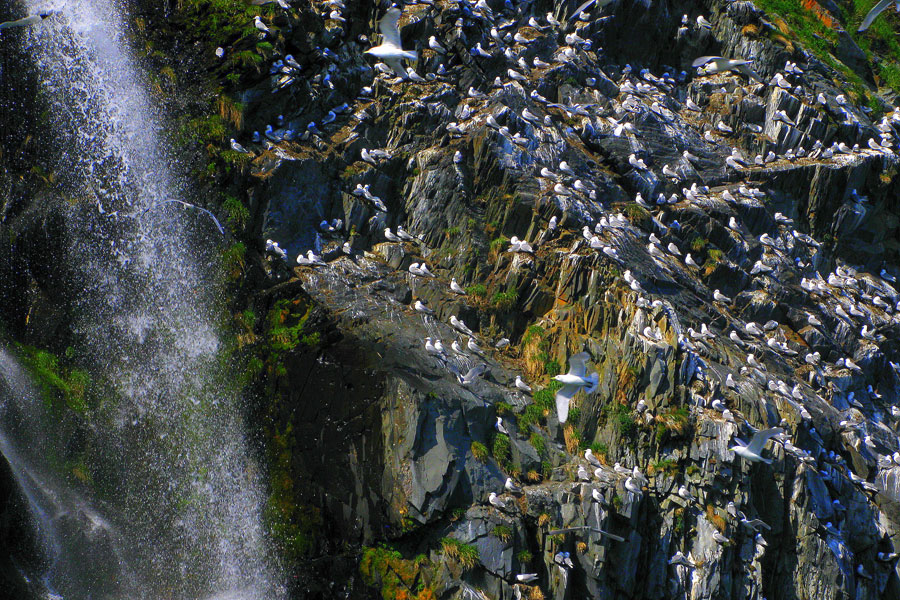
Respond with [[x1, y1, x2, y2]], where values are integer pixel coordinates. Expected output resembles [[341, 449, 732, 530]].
[[689, 236, 708, 253], [530, 432, 547, 457], [492, 433, 512, 469], [342, 162, 369, 179], [591, 442, 608, 464], [491, 290, 518, 311], [222, 195, 250, 228], [612, 495, 623, 510], [300, 332, 321, 347], [465, 283, 487, 298], [471, 441, 489, 462], [265, 298, 313, 353], [518, 404, 544, 430], [360, 544, 426, 600], [266, 423, 322, 561], [178, 0, 271, 48], [523, 325, 544, 344], [533, 387, 555, 412], [495, 401, 512, 416], [544, 359, 561, 377], [445, 226, 460, 237], [568, 406, 582, 425], [222, 241, 246, 278], [491, 525, 513, 542], [655, 407, 691, 445], [601, 402, 635, 438], [651, 458, 679, 476], [440, 538, 479, 569], [489, 235, 510, 254], [541, 460, 552, 478], [516, 550, 533, 564], [17, 345, 90, 412], [686, 464, 701, 477], [673, 509, 686, 536]]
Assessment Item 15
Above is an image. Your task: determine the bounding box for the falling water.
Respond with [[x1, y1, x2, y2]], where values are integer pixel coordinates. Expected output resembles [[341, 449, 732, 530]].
[[3, 0, 281, 598]]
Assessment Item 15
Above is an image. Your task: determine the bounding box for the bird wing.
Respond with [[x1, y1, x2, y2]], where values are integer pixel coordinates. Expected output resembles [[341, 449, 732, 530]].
[[378, 7, 403, 49], [735, 63, 764, 83], [747, 427, 783, 454], [564, 0, 597, 25], [859, 0, 894, 31], [567, 351, 590, 377], [464, 363, 488, 382], [0, 14, 42, 30], [383, 56, 408, 78], [691, 55, 719, 68], [556, 384, 579, 423]]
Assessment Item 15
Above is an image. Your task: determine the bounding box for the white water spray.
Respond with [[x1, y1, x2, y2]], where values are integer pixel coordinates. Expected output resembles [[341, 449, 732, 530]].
[[5, 0, 282, 598]]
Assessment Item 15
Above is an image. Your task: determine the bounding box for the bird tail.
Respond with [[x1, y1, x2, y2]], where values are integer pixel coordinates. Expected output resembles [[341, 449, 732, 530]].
[[584, 373, 599, 394], [402, 50, 418, 61]]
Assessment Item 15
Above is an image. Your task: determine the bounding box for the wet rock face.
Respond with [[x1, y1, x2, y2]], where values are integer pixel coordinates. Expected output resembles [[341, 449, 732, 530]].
[[0, 455, 42, 600]]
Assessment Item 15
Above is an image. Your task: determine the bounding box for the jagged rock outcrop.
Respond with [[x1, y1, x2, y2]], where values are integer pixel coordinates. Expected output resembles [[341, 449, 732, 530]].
[[4, 0, 900, 598]]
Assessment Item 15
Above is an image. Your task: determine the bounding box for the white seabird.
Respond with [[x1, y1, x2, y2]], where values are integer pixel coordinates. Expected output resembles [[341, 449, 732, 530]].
[[365, 7, 418, 78], [730, 427, 783, 463], [552, 352, 599, 423]]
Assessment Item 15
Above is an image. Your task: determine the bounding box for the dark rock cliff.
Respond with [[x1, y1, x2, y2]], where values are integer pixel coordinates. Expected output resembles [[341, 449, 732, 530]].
[[3, 0, 900, 598]]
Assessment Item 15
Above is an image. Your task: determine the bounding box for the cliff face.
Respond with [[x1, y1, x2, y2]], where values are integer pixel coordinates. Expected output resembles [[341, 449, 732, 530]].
[[3, 0, 900, 598]]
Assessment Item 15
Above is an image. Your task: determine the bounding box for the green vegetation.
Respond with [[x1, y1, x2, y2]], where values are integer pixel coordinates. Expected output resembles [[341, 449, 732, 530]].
[[624, 203, 652, 228], [222, 195, 250, 228], [222, 241, 246, 279], [533, 386, 556, 413], [440, 538, 480, 569], [650, 458, 679, 476], [523, 324, 544, 343], [752, 0, 899, 103], [495, 401, 512, 415], [673, 508, 686, 536], [300, 332, 321, 347], [445, 226, 460, 237], [544, 359, 561, 377], [516, 550, 533, 564], [342, 162, 369, 179], [686, 464, 701, 477], [589, 442, 609, 465], [522, 325, 563, 377], [489, 235, 510, 254], [465, 283, 487, 298], [491, 525, 513, 542], [178, 0, 274, 48], [471, 441, 489, 462], [601, 402, 636, 438], [530, 432, 547, 457], [266, 423, 322, 561], [17, 345, 90, 412], [492, 433, 512, 469], [491, 289, 518, 311], [541, 460, 552, 479], [689, 236, 708, 253], [567, 405, 582, 424], [612, 495, 623, 510], [655, 407, 691, 445], [518, 404, 544, 429], [360, 544, 434, 600]]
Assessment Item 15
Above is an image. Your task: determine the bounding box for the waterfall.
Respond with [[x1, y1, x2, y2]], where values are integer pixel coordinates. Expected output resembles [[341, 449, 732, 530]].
[[2, 0, 282, 598]]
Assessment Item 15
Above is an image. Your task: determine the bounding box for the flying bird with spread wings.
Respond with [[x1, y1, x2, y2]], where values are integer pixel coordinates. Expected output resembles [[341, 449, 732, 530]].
[[364, 7, 418, 79]]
